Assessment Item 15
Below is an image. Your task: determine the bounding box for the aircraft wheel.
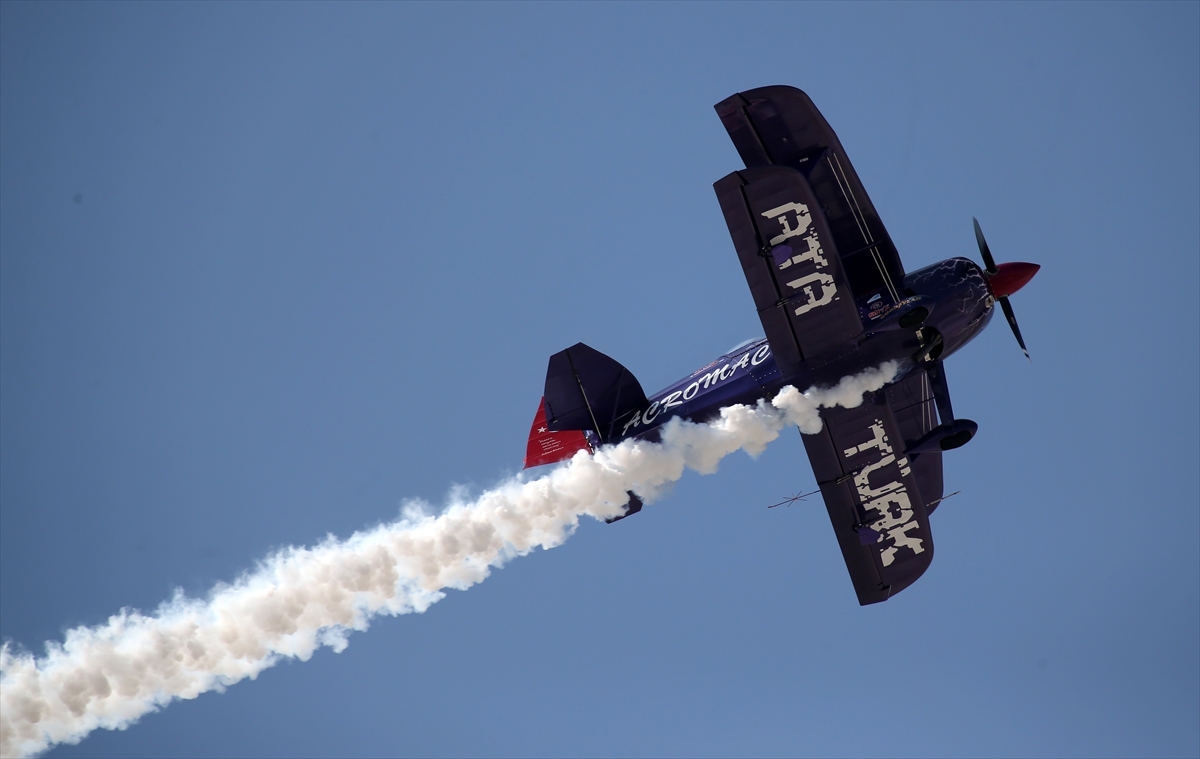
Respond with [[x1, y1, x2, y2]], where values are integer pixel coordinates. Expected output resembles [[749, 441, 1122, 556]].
[[939, 429, 973, 450]]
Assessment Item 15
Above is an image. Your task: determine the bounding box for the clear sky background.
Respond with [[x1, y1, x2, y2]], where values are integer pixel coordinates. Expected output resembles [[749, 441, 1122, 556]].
[[1, 3, 1197, 758]]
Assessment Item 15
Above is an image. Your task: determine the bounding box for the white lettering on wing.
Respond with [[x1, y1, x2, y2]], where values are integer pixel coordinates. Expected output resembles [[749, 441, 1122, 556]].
[[761, 202, 812, 246], [843, 419, 925, 567], [786, 272, 837, 315], [780, 231, 829, 270], [761, 202, 839, 316]]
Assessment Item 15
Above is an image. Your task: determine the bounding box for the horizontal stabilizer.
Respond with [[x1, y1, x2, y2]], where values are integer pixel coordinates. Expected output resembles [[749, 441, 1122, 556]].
[[605, 491, 643, 524], [524, 397, 594, 469]]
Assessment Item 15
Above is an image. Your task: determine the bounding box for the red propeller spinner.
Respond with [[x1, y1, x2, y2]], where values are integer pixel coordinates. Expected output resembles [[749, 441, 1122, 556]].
[[987, 261, 1041, 298]]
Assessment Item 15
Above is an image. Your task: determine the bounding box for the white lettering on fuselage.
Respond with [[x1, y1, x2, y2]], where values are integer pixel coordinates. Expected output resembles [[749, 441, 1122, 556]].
[[620, 343, 771, 437], [761, 202, 839, 317], [843, 420, 924, 567]]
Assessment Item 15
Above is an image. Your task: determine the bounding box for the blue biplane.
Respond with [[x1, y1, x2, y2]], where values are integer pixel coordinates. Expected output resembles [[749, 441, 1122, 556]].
[[524, 86, 1038, 605]]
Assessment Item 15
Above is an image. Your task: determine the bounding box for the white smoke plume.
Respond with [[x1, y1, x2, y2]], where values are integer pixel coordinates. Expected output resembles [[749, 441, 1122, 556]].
[[0, 362, 899, 758]]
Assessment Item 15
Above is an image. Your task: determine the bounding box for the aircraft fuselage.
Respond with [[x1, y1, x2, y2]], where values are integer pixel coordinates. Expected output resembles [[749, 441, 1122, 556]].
[[615, 256, 995, 443]]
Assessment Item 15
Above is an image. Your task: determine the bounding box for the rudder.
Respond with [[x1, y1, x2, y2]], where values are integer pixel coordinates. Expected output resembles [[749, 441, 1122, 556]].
[[543, 343, 647, 444]]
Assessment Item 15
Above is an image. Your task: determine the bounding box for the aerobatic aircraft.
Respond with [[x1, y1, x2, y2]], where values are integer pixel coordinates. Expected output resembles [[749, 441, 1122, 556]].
[[523, 85, 1038, 605]]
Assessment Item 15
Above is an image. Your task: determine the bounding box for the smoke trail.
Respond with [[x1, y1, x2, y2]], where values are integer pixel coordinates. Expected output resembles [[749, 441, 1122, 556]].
[[0, 362, 898, 758]]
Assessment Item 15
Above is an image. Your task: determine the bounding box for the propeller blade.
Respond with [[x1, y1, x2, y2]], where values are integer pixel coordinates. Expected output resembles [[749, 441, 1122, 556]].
[[998, 296, 1030, 361], [973, 217, 997, 275]]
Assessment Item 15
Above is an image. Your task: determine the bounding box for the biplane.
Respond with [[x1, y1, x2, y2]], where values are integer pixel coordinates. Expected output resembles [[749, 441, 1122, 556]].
[[523, 86, 1038, 605]]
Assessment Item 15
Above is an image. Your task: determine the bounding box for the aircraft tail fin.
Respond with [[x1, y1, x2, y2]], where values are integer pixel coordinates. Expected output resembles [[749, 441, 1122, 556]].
[[523, 397, 596, 469], [542, 343, 647, 444]]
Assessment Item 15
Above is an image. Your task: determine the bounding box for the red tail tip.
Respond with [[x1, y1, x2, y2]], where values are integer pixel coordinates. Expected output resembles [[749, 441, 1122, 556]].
[[988, 262, 1040, 298], [523, 397, 594, 469]]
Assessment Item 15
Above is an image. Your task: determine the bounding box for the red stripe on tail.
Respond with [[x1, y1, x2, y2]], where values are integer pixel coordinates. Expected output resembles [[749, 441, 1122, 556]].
[[523, 397, 594, 469]]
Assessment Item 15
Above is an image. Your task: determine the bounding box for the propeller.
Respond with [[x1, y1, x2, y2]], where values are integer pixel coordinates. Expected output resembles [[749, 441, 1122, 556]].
[[972, 217, 1039, 361]]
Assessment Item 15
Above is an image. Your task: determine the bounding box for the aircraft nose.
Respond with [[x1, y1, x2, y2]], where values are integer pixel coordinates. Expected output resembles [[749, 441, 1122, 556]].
[[988, 262, 1040, 298]]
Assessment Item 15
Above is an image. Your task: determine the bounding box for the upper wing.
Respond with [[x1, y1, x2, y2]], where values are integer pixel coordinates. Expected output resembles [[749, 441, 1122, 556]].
[[799, 390, 936, 605], [714, 86, 907, 323], [714, 165, 863, 377]]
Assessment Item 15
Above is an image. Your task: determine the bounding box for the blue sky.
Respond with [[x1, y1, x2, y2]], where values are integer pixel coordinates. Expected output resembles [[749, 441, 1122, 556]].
[[1, 2, 1197, 757]]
